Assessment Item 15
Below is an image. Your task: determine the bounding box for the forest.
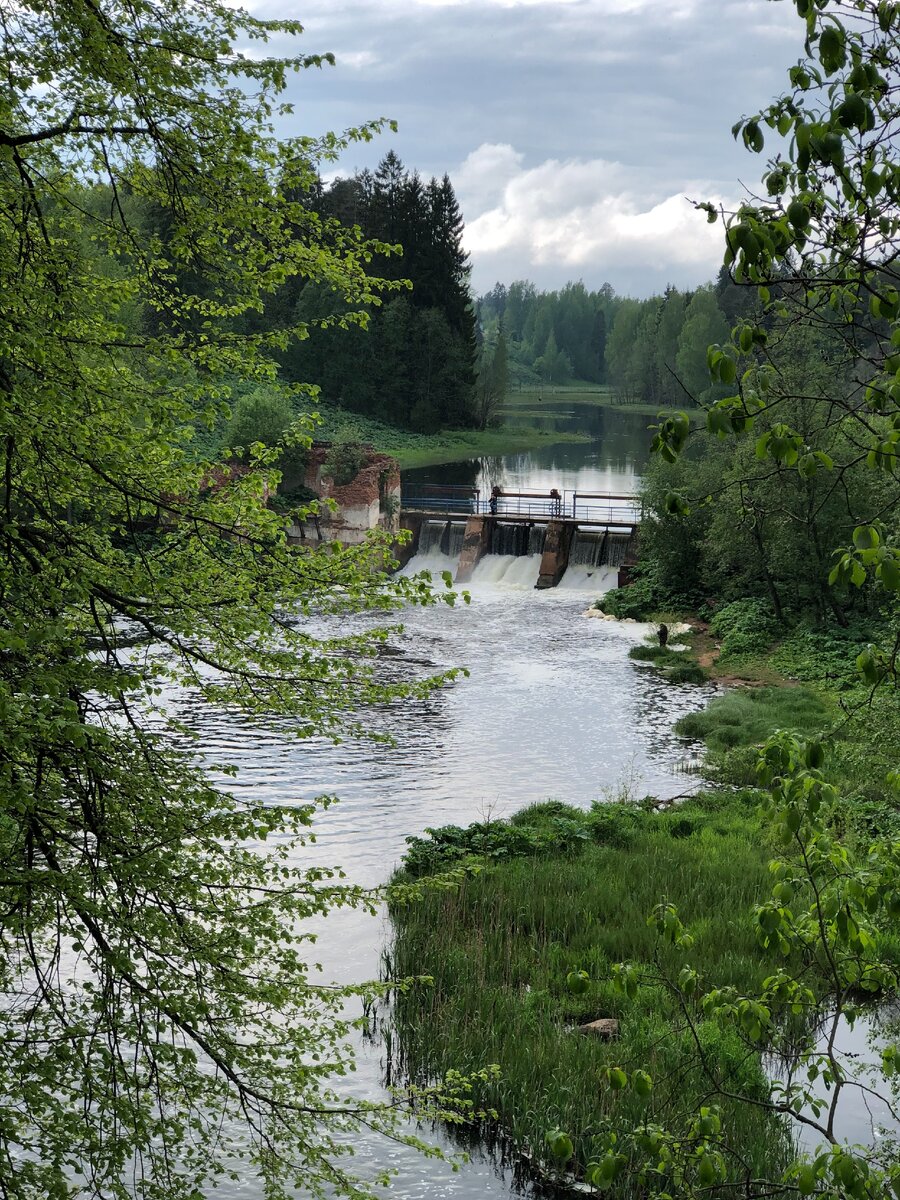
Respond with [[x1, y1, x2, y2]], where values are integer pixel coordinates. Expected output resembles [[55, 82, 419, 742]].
[[474, 268, 754, 408]]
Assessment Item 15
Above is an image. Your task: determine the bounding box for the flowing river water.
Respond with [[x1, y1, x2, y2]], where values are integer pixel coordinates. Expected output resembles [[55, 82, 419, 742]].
[[159, 404, 897, 1196]]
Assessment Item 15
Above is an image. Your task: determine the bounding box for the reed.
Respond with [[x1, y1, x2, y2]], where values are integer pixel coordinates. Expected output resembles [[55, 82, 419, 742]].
[[388, 797, 796, 1187], [675, 686, 831, 752]]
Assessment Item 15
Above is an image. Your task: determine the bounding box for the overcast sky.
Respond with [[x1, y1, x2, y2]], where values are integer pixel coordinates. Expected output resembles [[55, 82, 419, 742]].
[[249, 0, 807, 297]]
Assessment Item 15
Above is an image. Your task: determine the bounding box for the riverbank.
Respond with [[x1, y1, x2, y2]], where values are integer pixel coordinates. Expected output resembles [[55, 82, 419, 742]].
[[313, 404, 592, 470], [386, 604, 900, 1191], [597, 593, 900, 816]]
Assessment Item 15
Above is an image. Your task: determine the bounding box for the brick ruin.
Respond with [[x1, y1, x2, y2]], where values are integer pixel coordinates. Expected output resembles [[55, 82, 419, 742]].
[[285, 443, 401, 547]]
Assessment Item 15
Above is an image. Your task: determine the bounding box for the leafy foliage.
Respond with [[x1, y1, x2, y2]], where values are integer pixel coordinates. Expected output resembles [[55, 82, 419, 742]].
[[708, 597, 783, 659], [665, 0, 900, 627], [0, 4, 470, 1198]]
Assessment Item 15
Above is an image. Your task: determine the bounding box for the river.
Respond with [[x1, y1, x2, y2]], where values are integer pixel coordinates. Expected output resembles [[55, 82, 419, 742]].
[[162, 411, 734, 1197], [166, 408, 898, 1195]]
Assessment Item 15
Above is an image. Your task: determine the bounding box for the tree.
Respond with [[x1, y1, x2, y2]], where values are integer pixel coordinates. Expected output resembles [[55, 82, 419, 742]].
[[285, 157, 477, 431], [655, 287, 689, 407], [674, 286, 729, 405], [0, 4, 473, 1198], [600, 2, 900, 1195], [475, 328, 509, 430], [227, 390, 294, 451], [660, 0, 900, 610], [605, 299, 642, 402]]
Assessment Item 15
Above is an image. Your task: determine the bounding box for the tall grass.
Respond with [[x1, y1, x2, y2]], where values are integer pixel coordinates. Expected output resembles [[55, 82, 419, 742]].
[[674, 686, 831, 753], [388, 797, 796, 1187]]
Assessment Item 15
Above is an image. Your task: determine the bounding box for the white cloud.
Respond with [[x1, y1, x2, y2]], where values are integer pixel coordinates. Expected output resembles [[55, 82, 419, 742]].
[[459, 145, 728, 291], [337, 50, 379, 70]]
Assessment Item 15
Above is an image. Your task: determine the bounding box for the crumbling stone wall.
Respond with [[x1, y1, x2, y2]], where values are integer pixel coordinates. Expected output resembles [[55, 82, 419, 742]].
[[287, 443, 400, 547]]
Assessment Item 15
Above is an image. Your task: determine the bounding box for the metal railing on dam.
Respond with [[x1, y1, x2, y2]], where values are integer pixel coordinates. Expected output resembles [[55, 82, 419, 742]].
[[400, 486, 641, 528]]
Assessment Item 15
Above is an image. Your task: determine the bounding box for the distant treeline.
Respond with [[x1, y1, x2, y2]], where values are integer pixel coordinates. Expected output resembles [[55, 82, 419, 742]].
[[476, 270, 759, 406]]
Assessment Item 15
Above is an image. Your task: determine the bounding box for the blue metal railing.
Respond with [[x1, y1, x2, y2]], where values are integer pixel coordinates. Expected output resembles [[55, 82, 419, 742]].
[[401, 487, 640, 526]]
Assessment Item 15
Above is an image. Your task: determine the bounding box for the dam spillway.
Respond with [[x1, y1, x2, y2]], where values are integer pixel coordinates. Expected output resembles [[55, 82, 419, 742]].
[[399, 511, 637, 590]]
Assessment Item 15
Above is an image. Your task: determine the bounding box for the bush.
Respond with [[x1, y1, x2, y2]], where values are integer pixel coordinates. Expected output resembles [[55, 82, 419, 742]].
[[709, 598, 781, 659], [227, 389, 293, 451], [322, 440, 368, 487], [601, 576, 659, 620], [401, 806, 592, 878]]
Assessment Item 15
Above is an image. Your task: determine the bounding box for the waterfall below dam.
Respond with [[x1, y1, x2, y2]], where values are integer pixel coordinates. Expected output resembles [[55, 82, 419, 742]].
[[569, 527, 633, 569], [418, 518, 467, 559], [490, 522, 547, 557], [414, 519, 634, 587]]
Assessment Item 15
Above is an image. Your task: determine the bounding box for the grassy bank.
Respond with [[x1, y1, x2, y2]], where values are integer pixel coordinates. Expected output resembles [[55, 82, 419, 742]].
[[389, 426, 590, 470], [388, 796, 795, 1185], [613, 598, 899, 823], [501, 383, 695, 419], [313, 403, 591, 470]]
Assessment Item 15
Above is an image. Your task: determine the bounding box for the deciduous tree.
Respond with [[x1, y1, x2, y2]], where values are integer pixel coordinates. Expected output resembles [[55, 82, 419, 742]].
[[0, 3, 467, 1197]]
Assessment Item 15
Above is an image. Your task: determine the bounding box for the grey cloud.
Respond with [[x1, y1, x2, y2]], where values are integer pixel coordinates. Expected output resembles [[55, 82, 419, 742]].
[[251, 0, 807, 294]]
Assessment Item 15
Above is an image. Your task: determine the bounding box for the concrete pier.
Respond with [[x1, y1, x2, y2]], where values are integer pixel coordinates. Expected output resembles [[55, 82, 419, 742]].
[[455, 516, 491, 583], [535, 520, 575, 589]]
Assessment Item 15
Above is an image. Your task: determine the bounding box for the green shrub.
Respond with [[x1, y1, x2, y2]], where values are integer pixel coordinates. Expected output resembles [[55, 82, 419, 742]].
[[322, 440, 368, 486], [601, 575, 659, 619], [226, 389, 293, 452], [628, 644, 669, 662], [771, 617, 893, 684], [401, 805, 593, 878], [709, 597, 782, 659]]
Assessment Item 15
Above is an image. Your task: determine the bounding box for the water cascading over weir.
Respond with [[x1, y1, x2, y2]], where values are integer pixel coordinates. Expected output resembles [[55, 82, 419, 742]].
[[397, 488, 640, 588], [568, 528, 633, 570], [418, 519, 467, 561], [490, 523, 547, 558]]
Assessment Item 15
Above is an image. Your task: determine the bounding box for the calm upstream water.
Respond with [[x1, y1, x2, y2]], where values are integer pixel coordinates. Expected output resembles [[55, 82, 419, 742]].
[[160, 411, 729, 1198]]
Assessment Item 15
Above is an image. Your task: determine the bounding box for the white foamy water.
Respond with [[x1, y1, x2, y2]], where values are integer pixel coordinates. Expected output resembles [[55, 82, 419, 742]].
[[556, 563, 619, 591], [468, 552, 543, 588]]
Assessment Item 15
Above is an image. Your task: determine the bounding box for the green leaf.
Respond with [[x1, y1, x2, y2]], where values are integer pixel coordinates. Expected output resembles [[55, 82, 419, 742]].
[[877, 556, 900, 590], [546, 1129, 574, 1162], [566, 969, 590, 995], [853, 525, 880, 550]]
